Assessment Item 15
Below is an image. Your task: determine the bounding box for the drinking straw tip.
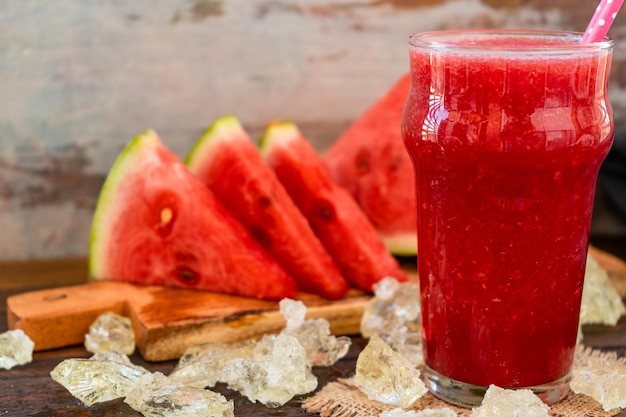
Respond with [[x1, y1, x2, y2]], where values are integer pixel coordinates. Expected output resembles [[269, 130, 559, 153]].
[[581, 0, 624, 44]]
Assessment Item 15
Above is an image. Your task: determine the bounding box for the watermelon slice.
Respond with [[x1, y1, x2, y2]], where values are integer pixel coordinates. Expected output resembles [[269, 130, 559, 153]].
[[323, 73, 417, 256], [184, 115, 349, 300], [259, 121, 408, 293], [89, 129, 298, 300]]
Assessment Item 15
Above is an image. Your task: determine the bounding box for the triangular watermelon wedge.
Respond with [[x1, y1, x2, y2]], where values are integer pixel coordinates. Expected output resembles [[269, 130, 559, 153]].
[[89, 129, 298, 300], [185, 115, 349, 300], [323, 73, 417, 256], [259, 121, 408, 293]]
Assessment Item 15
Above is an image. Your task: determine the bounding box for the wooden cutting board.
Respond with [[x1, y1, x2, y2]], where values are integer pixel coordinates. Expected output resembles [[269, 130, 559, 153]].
[[6, 247, 626, 362], [6, 281, 379, 362]]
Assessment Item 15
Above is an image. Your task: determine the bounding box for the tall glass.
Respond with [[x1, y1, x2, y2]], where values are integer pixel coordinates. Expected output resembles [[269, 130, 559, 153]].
[[401, 30, 614, 407]]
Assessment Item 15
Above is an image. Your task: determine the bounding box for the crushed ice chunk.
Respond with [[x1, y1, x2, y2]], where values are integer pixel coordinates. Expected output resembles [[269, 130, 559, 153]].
[[221, 333, 317, 407], [0, 329, 34, 370], [360, 278, 423, 366], [571, 350, 626, 411], [411, 410, 458, 417], [280, 298, 351, 366], [281, 297, 307, 331], [373, 408, 458, 417], [50, 351, 149, 406], [169, 340, 255, 389], [171, 299, 349, 389], [171, 299, 347, 405], [470, 385, 550, 417], [85, 311, 136, 355], [354, 335, 427, 408], [580, 254, 626, 326], [124, 372, 234, 417]]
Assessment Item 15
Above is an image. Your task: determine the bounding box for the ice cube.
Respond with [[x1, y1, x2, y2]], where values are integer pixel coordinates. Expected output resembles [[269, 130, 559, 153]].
[[470, 385, 550, 417], [50, 351, 149, 406], [378, 408, 458, 417], [353, 335, 427, 408], [221, 333, 317, 407], [169, 340, 255, 388], [85, 311, 135, 355], [280, 298, 351, 366], [580, 254, 625, 326], [280, 298, 307, 331], [124, 372, 234, 417], [0, 329, 34, 370], [360, 278, 423, 366], [571, 349, 626, 411]]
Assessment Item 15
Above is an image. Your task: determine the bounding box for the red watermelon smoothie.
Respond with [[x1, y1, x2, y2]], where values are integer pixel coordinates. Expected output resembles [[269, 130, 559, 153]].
[[401, 30, 614, 406]]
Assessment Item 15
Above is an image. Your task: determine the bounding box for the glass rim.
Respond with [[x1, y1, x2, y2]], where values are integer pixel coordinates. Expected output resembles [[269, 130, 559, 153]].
[[408, 29, 614, 54]]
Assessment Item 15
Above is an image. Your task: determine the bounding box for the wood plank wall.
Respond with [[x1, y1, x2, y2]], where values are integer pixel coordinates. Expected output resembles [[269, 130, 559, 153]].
[[1, 0, 625, 260]]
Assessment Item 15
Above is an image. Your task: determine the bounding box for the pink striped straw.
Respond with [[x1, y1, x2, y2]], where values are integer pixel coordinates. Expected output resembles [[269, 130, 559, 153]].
[[581, 0, 624, 44]]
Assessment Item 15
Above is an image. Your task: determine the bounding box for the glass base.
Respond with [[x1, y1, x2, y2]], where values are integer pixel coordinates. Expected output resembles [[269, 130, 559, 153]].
[[422, 365, 572, 408]]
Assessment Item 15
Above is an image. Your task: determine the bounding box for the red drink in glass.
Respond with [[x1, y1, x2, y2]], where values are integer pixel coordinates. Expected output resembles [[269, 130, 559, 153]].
[[401, 30, 614, 406]]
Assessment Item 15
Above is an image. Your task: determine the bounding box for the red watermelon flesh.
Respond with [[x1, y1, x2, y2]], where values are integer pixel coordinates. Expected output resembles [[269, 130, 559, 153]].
[[185, 115, 349, 300], [89, 129, 298, 301], [323, 73, 417, 256], [259, 121, 408, 293]]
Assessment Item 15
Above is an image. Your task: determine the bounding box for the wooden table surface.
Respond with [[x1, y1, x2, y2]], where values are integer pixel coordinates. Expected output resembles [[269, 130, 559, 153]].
[[2, 249, 626, 417]]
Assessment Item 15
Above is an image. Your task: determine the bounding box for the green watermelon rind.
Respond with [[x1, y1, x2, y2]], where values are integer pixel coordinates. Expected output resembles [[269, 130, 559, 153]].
[[89, 129, 160, 280], [381, 234, 417, 257], [184, 114, 241, 171], [258, 121, 294, 157]]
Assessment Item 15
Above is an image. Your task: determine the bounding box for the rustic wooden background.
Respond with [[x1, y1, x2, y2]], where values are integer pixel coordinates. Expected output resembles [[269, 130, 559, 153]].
[[2, 0, 626, 260]]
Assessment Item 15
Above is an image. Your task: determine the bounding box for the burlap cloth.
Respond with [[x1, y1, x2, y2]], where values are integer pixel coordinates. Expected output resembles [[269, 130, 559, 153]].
[[302, 345, 625, 417]]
